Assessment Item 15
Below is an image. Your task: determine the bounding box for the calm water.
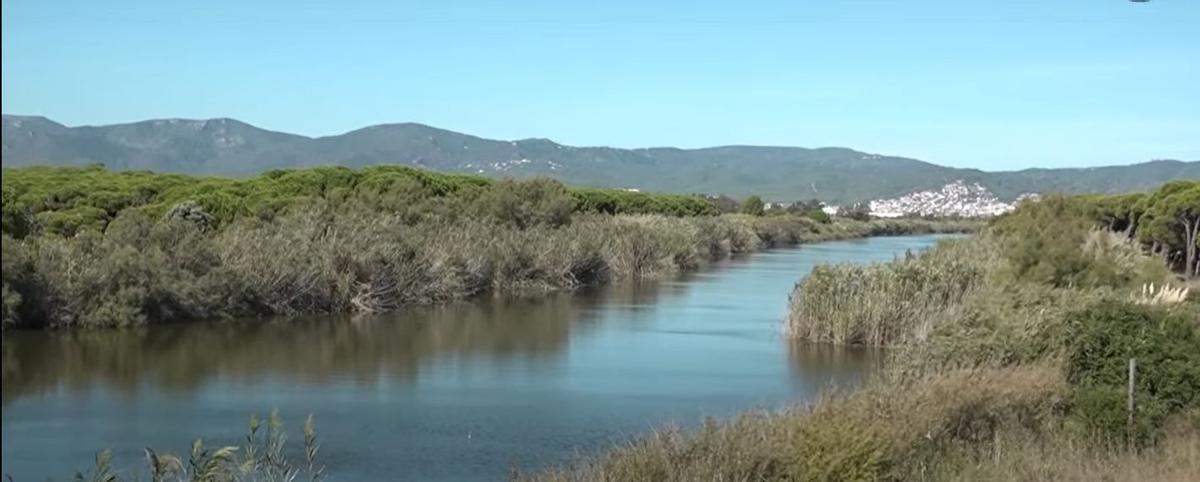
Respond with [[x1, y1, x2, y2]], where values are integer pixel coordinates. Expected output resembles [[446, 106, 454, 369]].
[[1, 235, 950, 480]]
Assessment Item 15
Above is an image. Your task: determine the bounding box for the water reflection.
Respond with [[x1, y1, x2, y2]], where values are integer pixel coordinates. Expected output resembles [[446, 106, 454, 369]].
[[2, 235, 950, 482], [787, 341, 883, 385], [2, 278, 698, 405]]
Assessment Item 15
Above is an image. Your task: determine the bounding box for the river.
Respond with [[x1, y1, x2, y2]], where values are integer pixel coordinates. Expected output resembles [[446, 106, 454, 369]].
[[1, 235, 952, 480]]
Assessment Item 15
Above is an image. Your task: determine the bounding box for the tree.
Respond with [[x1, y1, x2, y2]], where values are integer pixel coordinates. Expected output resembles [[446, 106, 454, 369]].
[[1141, 185, 1200, 277], [474, 177, 576, 229], [740, 195, 765, 216], [837, 202, 872, 222], [786, 199, 824, 214], [705, 195, 740, 214], [1, 185, 36, 238]]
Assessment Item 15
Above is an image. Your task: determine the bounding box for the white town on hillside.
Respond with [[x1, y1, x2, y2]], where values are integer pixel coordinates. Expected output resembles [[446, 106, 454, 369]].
[[780, 180, 1039, 219]]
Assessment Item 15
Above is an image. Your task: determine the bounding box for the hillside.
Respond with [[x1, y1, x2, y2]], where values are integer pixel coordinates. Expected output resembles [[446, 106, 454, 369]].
[[4, 114, 1196, 202]]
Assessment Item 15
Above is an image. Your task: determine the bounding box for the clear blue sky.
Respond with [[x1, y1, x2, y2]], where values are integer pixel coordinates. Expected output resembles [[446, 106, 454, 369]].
[[2, 0, 1197, 170]]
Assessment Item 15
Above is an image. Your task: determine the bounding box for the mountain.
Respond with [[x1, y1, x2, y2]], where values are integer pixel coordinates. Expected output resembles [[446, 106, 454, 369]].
[[3, 114, 1197, 202]]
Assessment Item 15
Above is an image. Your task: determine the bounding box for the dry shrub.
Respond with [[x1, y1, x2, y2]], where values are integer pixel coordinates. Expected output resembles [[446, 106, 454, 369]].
[[942, 411, 1200, 482], [524, 366, 1064, 482]]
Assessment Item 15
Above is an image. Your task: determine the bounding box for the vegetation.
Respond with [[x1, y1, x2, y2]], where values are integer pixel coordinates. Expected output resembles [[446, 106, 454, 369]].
[[1079, 180, 1200, 277], [0, 165, 718, 238], [71, 410, 324, 482], [0, 166, 976, 329], [46, 181, 1198, 480], [739, 195, 765, 216], [525, 186, 1200, 481]]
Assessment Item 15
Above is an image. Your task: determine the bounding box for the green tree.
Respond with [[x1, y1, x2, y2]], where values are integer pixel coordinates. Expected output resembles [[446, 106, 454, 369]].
[[1140, 184, 1200, 277], [740, 195, 765, 216], [474, 177, 577, 229]]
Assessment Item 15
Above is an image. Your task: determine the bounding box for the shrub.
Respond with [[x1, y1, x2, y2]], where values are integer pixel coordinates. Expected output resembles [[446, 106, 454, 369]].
[[801, 209, 831, 224], [1065, 301, 1200, 445], [739, 195, 765, 216], [523, 366, 1063, 482], [473, 177, 577, 229]]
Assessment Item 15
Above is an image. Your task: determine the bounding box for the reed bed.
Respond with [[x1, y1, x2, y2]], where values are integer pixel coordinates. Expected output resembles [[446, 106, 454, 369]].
[[785, 236, 997, 346], [1, 207, 974, 329]]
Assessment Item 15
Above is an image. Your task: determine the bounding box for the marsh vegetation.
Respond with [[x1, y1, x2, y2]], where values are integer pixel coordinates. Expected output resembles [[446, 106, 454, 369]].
[[0, 165, 974, 329], [523, 183, 1200, 481]]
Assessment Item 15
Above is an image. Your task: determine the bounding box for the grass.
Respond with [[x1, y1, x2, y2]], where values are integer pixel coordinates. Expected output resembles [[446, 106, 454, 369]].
[[522, 192, 1200, 481], [521, 366, 1065, 482], [2, 204, 975, 329], [70, 410, 324, 482], [785, 235, 996, 346]]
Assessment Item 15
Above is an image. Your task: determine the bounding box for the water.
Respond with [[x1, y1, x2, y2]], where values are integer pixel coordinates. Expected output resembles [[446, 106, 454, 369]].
[[1, 235, 951, 480]]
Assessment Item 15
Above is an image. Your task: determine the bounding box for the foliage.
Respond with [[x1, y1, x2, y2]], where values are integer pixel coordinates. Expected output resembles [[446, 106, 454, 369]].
[[787, 236, 993, 345], [1065, 301, 1200, 445], [473, 178, 576, 229], [523, 367, 1064, 482], [799, 209, 831, 224], [0, 200, 974, 328], [70, 410, 323, 482], [527, 180, 1197, 481], [837, 202, 872, 222], [1078, 180, 1200, 277], [0, 165, 719, 238], [739, 195, 765, 216]]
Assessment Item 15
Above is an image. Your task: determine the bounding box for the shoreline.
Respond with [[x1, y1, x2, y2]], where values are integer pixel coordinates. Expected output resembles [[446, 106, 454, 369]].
[[4, 221, 976, 331]]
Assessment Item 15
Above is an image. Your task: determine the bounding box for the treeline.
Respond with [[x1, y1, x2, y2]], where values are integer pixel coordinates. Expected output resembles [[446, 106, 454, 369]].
[[527, 190, 1200, 481], [0, 166, 977, 329], [1080, 180, 1200, 277], [0, 165, 718, 238]]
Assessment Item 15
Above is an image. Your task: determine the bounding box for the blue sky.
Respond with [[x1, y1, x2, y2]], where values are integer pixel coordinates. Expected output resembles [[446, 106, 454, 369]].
[[2, 0, 1197, 170]]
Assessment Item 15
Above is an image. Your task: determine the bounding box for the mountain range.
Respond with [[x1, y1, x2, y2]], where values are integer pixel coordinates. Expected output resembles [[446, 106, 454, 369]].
[[3, 114, 1196, 202]]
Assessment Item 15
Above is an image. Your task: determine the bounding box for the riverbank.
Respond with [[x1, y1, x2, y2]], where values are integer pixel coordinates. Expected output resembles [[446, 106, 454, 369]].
[[523, 194, 1200, 481], [1, 197, 976, 329], [6, 235, 946, 481], [2, 165, 980, 329]]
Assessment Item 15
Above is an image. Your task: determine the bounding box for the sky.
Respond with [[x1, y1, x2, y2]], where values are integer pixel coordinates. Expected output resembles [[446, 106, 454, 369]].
[[2, 0, 1198, 171]]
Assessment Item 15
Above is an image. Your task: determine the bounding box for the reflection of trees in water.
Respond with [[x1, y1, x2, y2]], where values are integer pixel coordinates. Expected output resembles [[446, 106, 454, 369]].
[[2, 294, 589, 403], [786, 340, 882, 384], [2, 273, 699, 405]]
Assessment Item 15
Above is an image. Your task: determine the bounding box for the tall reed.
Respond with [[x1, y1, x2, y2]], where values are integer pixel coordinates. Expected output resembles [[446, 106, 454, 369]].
[[785, 236, 996, 346]]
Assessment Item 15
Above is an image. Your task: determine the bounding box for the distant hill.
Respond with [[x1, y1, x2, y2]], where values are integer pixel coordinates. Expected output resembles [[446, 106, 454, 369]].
[[4, 114, 1197, 202]]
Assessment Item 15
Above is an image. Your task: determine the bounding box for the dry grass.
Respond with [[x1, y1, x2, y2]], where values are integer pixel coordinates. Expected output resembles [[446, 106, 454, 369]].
[[522, 366, 1065, 482], [941, 413, 1200, 482], [785, 236, 998, 346], [2, 207, 976, 328]]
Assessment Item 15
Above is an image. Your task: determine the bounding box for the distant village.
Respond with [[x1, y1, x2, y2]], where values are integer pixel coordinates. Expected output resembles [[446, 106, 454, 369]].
[[760, 180, 1037, 218]]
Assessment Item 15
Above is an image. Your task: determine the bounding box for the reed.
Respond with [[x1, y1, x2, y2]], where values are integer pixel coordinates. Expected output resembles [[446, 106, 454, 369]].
[[785, 236, 996, 346], [73, 410, 323, 482], [2, 207, 975, 329], [521, 366, 1065, 482]]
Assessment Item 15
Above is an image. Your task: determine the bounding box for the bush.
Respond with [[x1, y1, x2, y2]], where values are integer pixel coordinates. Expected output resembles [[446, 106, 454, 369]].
[[739, 195, 765, 216], [523, 367, 1064, 482], [1065, 301, 1200, 445], [801, 209, 831, 224], [473, 177, 576, 229]]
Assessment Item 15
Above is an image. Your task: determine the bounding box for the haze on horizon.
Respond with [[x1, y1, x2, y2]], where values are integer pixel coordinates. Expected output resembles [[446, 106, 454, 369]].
[[2, 0, 1198, 170]]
